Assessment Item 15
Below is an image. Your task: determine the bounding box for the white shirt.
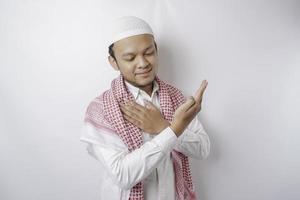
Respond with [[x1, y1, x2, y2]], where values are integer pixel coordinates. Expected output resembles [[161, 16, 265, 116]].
[[80, 80, 210, 200]]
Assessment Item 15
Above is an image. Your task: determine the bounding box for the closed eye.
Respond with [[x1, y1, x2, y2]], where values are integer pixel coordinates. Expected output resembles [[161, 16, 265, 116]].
[[124, 56, 135, 61], [145, 51, 154, 55]]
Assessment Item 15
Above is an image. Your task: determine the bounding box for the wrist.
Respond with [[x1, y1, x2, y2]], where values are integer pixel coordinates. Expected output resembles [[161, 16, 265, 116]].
[[169, 123, 183, 137], [157, 119, 171, 134]]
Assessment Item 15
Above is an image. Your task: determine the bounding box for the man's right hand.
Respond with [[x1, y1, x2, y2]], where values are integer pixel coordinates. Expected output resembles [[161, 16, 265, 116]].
[[170, 80, 208, 137]]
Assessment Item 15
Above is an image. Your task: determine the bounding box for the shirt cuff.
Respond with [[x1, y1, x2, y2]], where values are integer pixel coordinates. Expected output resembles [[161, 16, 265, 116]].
[[152, 126, 177, 154], [176, 127, 194, 146]]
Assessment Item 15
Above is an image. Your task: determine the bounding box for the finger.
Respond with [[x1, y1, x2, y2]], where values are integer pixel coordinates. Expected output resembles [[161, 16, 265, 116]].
[[127, 101, 147, 112], [185, 105, 199, 120], [133, 101, 147, 112], [186, 96, 196, 110], [190, 96, 196, 106], [120, 105, 141, 120], [179, 96, 196, 113], [184, 98, 201, 117], [123, 113, 142, 127], [121, 103, 144, 119], [194, 80, 208, 103]]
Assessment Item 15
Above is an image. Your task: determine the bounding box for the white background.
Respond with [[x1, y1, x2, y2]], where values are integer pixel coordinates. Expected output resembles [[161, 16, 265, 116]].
[[1, 0, 299, 200]]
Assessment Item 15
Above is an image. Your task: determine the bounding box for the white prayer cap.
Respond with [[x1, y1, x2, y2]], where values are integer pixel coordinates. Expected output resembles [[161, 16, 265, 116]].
[[108, 16, 154, 46]]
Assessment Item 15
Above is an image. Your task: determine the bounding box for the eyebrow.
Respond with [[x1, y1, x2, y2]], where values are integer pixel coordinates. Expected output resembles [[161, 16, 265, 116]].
[[121, 44, 154, 57]]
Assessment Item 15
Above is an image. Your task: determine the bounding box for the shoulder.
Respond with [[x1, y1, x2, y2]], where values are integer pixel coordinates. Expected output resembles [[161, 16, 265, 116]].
[[81, 122, 126, 150], [85, 89, 112, 113], [83, 89, 116, 133]]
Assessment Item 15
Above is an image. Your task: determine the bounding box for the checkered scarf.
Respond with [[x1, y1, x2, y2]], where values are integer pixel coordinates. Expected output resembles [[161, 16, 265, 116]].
[[84, 74, 197, 200]]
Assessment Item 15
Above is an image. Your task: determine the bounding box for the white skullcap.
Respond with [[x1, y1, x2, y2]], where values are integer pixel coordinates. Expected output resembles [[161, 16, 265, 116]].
[[108, 16, 154, 46]]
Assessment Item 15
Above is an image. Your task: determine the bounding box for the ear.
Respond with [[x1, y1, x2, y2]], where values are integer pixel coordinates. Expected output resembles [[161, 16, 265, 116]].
[[108, 56, 119, 71]]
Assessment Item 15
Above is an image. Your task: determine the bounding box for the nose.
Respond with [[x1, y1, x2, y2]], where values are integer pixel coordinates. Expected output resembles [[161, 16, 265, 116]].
[[136, 55, 149, 69]]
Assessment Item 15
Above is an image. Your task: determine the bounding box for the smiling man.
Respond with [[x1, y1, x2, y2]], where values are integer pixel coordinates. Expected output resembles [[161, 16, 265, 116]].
[[80, 16, 210, 200], [109, 34, 158, 96]]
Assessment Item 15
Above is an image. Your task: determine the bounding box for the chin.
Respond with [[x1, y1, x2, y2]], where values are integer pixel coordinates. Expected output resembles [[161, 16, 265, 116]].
[[138, 74, 155, 85]]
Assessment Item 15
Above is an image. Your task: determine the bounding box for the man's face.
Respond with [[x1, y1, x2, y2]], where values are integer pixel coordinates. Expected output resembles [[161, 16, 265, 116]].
[[109, 34, 158, 90]]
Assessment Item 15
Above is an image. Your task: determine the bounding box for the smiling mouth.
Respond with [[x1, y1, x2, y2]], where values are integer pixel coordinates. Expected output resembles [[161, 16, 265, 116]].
[[136, 68, 152, 75]]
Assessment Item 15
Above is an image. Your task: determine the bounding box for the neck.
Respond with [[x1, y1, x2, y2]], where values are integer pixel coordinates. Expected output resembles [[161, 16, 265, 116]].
[[140, 82, 154, 96], [122, 75, 155, 96]]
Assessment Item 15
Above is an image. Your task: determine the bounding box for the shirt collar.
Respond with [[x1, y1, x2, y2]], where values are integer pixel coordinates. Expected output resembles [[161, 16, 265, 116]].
[[124, 80, 159, 100]]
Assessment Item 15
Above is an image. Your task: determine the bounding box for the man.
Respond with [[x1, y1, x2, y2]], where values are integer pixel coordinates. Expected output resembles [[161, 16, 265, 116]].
[[80, 16, 210, 200]]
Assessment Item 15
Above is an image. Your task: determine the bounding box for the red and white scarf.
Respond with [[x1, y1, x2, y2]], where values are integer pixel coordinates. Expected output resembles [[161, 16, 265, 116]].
[[84, 74, 197, 200]]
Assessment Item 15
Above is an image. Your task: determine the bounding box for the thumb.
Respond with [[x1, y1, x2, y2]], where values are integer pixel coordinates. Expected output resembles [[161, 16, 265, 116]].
[[178, 96, 196, 113]]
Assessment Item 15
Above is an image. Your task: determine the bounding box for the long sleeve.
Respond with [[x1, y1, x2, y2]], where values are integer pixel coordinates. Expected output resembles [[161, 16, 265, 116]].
[[80, 122, 177, 190], [173, 113, 210, 160]]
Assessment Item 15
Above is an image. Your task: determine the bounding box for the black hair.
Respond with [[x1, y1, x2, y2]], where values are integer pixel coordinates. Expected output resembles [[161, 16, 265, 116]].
[[108, 41, 157, 61]]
